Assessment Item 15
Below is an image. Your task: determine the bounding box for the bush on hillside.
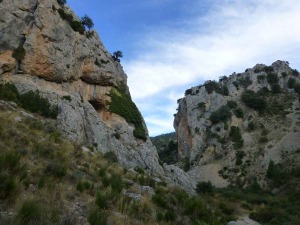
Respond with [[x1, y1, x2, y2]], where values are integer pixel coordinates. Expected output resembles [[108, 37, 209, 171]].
[[271, 84, 281, 93], [294, 83, 300, 94], [233, 108, 244, 118], [227, 100, 237, 109], [204, 81, 229, 95], [196, 181, 214, 195], [267, 73, 279, 84], [12, 44, 26, 61], [257, 87, 270, 96], [0, 83, 19, 102], [108, 85, 147, 141], [238, 77, 252, 88], [57, 0, 67, 5], [230, 126, 243, 149], [288, 78, 296, 88], [264, 66, 274, 73], [209, 105, 231, 124], [19, 90, 58, 119], [81, 14, 94, 30], [241, 90, 267, 112], [58, 8, 85, 34], [292, 69, 299, 76]]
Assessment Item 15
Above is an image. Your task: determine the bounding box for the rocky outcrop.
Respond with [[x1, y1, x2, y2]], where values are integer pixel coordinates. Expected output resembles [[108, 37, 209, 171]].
[[0, 0, 199, 194], [0, 0, 164, 175], [175, 60, 300, 188]]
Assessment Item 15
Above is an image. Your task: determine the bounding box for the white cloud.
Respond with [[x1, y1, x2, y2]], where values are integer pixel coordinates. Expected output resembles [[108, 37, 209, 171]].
[[124, 0, 300, 136]]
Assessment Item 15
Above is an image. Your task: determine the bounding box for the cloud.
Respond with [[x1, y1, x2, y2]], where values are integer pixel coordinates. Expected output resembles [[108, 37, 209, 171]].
[[123, 0, 300, 136]]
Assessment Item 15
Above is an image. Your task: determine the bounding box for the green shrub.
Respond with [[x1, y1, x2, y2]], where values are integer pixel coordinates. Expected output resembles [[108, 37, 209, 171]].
[[103, 151, 118, 163], [62, 95, 71, 102], [76, 180, 91, 192], [241, 90, 267, 112], [185, 88, 192, 96], [238, 77, 252, 88], [101, 175, 110, 188], [209, 105, 231, 124], [17, 200, 42, 225], [0, 174, 17, 199], [267, 72, 279, 84], [247, 121, 255, 131], [57, 0, 66, 5], [292, 69, 299, 76], [164, 210, 176, 221], [12, 44, 26, 61], [19, 90, 58, 118], [288, 78, 296, 88], [249, 206, 285, 224], [264, 66, 274, 73], [44, 161, 66, 178], [259, 136, 268, 143], [196, 181, 214, 195], [271, 83, 281, 93], [234, 108, 244, 118], [233, 81, 239, 89], [235, 151, 246, 165], [34, 142, 56, 158], [294, 83, 300, 94], [222, 86, 229, 95], [58, 8, 85, 34], [281, 72, 288, 77], [0, 83, 19, 102], [257, 87, 270, 96], [257, 75, 266, 83], [88, 209, 107, 225], [230, 126, 243, 149], [110, 175, 123, 193], [152, 193, 168, 208], [183, 157, 191, 172], [70, 21, 85, 34], [227, 100, 237, 109], [96, 193, 108, 209], [108, 85, 146, 141], [204, 81, 229, 95], [205, 81, 220, 94]]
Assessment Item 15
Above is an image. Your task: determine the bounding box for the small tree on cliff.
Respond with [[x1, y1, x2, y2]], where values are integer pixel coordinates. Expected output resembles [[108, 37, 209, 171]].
[[112, 51, 123, 62], [81, 15, 94, 30], [57, 0, 67, 5]]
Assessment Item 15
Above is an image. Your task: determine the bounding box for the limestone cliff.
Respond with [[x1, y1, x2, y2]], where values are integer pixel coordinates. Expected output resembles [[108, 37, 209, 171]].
[[0, 0, 164, 174], [0, 0, 197, 194], [175, 60, 300, 188]]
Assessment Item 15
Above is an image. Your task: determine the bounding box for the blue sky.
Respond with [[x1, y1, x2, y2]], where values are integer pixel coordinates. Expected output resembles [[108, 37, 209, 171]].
[[68, 0, 300, 136]]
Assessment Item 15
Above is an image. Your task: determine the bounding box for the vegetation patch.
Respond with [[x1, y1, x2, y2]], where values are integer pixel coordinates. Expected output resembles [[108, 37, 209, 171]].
[[204, 81, 229, 95], [108, 85, 147, 141], [0, 83, 58, 118], [209, 105, 232, 124], [12, 44, 26, 61], [230, 126, 243, 149], [58, 8, 85, 34], [241, 90, 267, 112], [19, 90, 58, 119]]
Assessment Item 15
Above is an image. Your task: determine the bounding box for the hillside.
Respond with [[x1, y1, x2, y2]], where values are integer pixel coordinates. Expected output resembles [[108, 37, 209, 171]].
[[0, 99, 240, 225], [174, 60, 300, 189], [151, 132, 178, 165]]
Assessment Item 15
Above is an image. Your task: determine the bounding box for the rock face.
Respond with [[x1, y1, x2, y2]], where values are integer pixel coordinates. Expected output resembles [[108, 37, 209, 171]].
[[0, 0, 196, 192], [175, 60, 300, 188], [0, 0, 163, 174]]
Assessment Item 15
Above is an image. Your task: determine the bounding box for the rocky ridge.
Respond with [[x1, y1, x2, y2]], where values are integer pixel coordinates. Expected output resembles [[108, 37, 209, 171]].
[[174, 60, 300, 188]]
